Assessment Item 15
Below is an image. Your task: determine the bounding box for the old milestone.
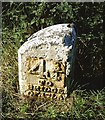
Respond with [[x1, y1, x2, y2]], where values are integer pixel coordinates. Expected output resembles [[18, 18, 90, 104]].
[[18, 24, 77, 100]]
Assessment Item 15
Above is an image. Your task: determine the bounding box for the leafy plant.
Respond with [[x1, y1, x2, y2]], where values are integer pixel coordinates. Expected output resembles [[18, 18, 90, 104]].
[[46, 106, 57, 119], [20, 102, 29, 113]]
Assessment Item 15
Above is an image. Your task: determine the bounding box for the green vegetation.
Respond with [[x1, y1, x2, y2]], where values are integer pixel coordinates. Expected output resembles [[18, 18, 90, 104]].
[[1, 2, 104, 120]]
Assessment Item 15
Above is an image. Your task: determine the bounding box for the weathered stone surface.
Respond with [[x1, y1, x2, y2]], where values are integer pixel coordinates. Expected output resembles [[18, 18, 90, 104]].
[[18, 24, 76, 99]]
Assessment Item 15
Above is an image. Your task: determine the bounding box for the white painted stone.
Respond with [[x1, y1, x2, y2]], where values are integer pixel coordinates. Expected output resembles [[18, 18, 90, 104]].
[[18, 23, 76, 95]]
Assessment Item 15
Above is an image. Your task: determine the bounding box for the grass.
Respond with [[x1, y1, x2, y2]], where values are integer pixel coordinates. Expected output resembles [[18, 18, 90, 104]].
[[1, 88, 105, 120], [1, 19, 104, 120]]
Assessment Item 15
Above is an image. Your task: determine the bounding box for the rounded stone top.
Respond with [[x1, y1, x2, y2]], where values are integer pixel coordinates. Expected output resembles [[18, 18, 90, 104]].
[[18, 23, 70, 54]]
